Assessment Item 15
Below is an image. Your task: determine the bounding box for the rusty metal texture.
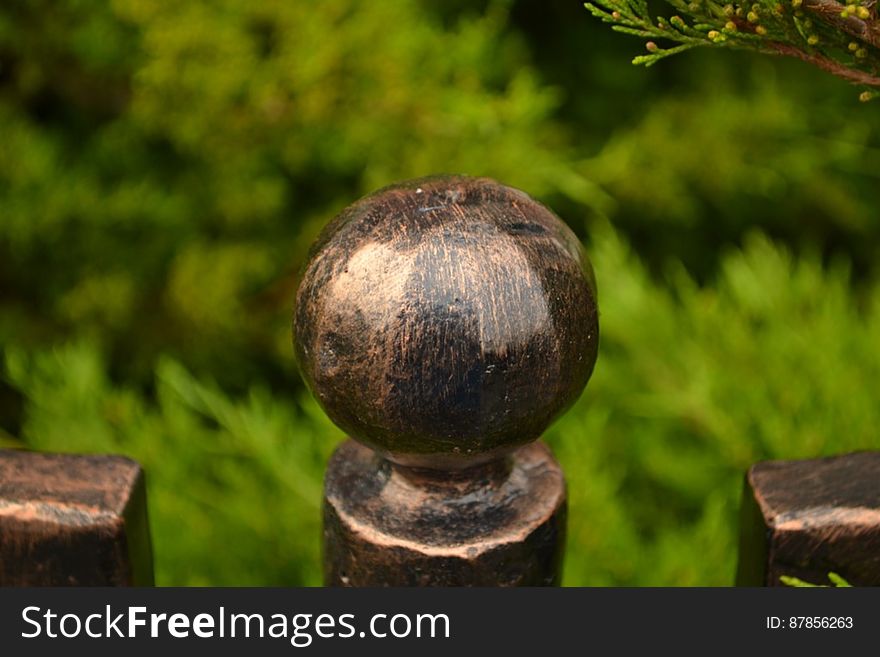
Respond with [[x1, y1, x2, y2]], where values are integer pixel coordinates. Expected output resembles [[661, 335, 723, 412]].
[[736, 451, 880, 586], [324, 439, 566, 586], [293, 176, 598, 586], [294, 175, 598, 469], [0, 449, 154, 586]]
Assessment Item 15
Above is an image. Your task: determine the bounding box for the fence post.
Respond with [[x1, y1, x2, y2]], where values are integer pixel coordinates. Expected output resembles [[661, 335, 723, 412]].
[[0, 449, 153, 586], [736, 451, 880, 586], [293, 175, 599, 586]]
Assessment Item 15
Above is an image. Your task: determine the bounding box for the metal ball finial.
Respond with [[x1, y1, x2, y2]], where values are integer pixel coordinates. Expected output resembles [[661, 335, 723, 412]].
[[294, 175, 598, 469]]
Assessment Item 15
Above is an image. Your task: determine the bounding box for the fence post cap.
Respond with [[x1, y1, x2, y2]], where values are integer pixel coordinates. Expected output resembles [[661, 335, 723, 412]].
[[294, 175, 599, 468], [0, 449, 153, 586]]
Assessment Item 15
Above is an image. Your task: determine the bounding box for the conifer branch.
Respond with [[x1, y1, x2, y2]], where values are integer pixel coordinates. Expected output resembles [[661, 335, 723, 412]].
[[585, 0, 880, 99]]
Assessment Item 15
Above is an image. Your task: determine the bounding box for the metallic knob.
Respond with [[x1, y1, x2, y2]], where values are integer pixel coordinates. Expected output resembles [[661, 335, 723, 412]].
[[294, 175, 598, 469]]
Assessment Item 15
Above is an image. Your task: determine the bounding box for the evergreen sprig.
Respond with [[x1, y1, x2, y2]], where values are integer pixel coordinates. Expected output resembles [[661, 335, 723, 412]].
[[585, 0, 880, 99]]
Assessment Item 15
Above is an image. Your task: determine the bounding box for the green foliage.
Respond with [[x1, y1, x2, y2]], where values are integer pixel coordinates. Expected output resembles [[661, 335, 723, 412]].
[[7, 227, 880, 585], [0, 0, 586, 388], [578, 70, 880, 275], [585, 0, 880, 98], [552, 226, 880, 585], [5, 343, 340, 585]]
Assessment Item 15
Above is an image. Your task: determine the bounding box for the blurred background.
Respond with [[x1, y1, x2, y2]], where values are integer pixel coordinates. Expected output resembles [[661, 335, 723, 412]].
[[1, 0, 879, 586]]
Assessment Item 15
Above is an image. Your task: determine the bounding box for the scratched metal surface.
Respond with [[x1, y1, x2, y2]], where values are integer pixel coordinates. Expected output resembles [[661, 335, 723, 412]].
[[323, 439, 566, 586], [0, 449, 153, 586], [737, 452, 880, 586], [294, 175, 599, 469]]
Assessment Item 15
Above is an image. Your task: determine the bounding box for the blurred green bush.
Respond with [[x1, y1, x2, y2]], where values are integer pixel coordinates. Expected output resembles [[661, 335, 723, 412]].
[[7, 227, 880, 585], [1, 0, 879, 585]]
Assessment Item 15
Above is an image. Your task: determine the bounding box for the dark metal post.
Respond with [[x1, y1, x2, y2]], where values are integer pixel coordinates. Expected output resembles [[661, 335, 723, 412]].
[[293, 176, 599, 586], [0, 449, 154, 586], [737, 451, 880, 586]]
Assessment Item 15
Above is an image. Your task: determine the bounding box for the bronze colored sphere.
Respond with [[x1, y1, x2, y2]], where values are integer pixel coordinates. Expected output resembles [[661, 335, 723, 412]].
[[293, 176, 598, 468]]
